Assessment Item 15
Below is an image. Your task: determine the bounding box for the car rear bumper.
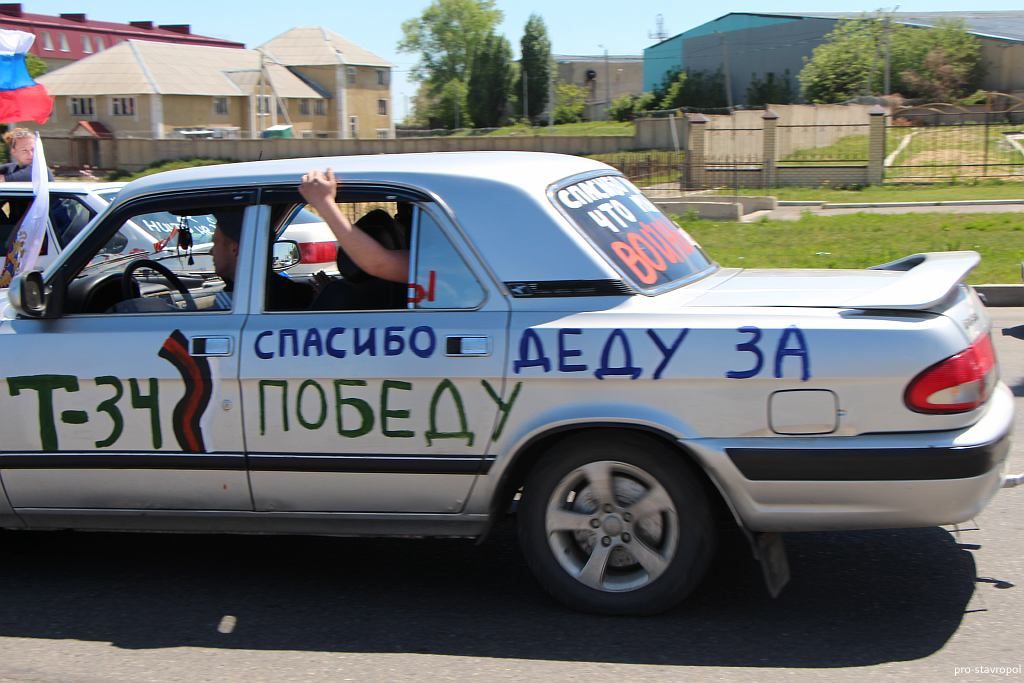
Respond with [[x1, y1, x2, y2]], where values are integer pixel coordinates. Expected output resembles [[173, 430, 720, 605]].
[[686, 383, 1015, 532]]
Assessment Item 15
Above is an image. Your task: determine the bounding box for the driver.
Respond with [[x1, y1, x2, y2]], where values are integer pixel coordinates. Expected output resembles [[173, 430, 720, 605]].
[[210, 208, 314, 311]]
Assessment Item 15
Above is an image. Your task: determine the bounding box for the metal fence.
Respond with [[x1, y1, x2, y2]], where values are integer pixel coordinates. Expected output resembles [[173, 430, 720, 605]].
[[596, 151, 687, 188], [885, 110, 1024, 181]]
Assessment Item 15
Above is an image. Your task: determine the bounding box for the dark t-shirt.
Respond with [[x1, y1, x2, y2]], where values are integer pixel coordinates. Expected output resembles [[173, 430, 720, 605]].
[[0, 162, 55, 182]]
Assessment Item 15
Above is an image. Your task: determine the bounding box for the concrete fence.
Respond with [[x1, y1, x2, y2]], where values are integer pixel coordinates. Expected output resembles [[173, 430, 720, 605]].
[[684, 106, 887, 189], [44, 103, 889, 184]]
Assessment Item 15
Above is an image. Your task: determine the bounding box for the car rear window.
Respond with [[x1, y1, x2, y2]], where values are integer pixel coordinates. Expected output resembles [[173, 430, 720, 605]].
[[552, 174, 713, 292]]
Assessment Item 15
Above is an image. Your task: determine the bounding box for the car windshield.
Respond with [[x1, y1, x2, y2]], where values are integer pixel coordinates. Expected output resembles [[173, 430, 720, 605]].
[[552, 174, 714, 292], [92, 189, 215, 249]]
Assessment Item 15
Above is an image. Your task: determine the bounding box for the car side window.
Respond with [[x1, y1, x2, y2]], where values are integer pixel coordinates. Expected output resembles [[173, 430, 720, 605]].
[[50, 197, 97, 248], [410, 208, 484, 310], [63, 204, 243, 315], [280, 198, 484, 312]]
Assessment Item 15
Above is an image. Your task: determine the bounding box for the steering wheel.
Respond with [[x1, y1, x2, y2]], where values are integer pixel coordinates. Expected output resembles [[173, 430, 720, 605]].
[[121, 258, 197, 312]]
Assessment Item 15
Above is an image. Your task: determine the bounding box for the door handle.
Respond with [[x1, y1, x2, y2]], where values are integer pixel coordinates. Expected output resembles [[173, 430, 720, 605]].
[[446, 336, 490, 357], [191, 336, 233, 357]]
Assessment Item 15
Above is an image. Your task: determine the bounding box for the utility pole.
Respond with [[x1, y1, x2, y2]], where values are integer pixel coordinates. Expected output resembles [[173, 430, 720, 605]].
[[883, 6, 899, 96], [522, 68, 528, 121], [719, 33, 733, 109], [599, 44, 610, 119], [548, 68, 554, 126]]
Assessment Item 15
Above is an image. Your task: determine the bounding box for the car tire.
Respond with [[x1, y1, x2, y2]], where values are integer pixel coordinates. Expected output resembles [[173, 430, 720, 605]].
[[518, 432, 716, 615]]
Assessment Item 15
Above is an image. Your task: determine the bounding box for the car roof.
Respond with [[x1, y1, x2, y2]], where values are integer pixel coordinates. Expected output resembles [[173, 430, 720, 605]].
[[115, 152, 607, 201], [114, 152, 625, 287], [0, 181, 126, 194]]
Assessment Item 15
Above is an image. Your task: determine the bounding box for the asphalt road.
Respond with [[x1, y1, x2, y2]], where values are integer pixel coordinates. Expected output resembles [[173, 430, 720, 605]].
[[0, 311, 1021, 683]]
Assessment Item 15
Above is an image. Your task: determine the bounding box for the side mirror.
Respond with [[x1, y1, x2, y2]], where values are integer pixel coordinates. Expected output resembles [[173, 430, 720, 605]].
[[9, 270, 47, 318], [272, 240, 301, 272]]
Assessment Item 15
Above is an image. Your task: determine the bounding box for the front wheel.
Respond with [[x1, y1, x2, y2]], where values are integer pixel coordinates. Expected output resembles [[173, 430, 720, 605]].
[[518, 433, 716, 615]]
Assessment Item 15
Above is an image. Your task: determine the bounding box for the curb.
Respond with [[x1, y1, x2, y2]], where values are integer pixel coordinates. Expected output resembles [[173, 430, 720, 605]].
[[974, 285, 1024, 307], [777, 199, 1024, 208]]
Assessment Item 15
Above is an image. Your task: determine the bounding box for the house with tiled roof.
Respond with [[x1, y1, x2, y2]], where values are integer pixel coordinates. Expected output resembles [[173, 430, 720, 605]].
[[38, 39, 326, 141], [644, 11, 1024, 105], [259, 27, 394, 140], [35, 27, 393, 143], [0, 2, 243, 71]]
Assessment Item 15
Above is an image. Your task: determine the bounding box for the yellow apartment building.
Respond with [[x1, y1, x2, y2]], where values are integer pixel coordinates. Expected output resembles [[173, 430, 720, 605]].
[[37, 27, 393, 142]]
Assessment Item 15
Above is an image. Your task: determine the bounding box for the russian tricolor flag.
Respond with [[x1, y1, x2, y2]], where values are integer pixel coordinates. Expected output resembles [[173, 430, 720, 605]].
[[0, 29, 52, 124]]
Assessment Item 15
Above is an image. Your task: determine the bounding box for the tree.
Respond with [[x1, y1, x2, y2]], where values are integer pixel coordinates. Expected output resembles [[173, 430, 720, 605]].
[[434, 79, 471, 129], [657, 69, 727, 110], [898, 21, 983, 101], [517, 14, 551, 122], [608, 92, 656, 122], [467, 33, 514, 128], [746, 70, 796, 106], [26, 55, 46, 79], [799, 16, 983, 103], [398, 0, 503, 125], [553, 82, 586, 124]]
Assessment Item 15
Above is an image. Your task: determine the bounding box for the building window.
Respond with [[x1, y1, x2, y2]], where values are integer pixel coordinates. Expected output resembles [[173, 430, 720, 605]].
[[349, 115, 357, 138], [70, 97, 95, 117], [299, 99, 310, 116], [314, 99, 326, 116], [111, 96, 135, 116], [347, 66, 356, 85], [82, 35, 92, 53], [213, 97, 228, 115], [257, 95, 271, 115], [58, 33, 69, 52], [377, 69, 388, 86], [376, 129, 389, 140], [94, 36, 104, 50], [41, 31, 53, 50], [377, 99, 388, 116]]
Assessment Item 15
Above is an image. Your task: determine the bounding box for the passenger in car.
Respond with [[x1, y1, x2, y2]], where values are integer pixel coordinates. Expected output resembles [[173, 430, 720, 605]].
[[308, 207, 408, 311], [299, 168, 409, 284], [0, 128, 54, 183]]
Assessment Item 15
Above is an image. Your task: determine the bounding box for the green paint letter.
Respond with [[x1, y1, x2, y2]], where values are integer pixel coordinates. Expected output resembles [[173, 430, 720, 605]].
[[7, 374, 81, 451], [258, 380, 289, 435], [380, 380, 414, 439], [94, 375, 124, 448], [425, 379, 474, 447], [130, 378, 161, 449], [333, 379, 373, 438], [482, 380, 522, 441]]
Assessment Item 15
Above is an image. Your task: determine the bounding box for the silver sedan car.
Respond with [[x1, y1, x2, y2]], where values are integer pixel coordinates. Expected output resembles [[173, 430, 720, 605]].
[[1, 152, 1016, 615]]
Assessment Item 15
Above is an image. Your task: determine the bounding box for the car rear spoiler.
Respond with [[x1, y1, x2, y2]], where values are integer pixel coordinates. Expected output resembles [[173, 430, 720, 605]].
[[842, 251, 980, 310]]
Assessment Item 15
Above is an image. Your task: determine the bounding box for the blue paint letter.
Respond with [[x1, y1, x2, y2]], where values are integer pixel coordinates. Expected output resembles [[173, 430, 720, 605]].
[[594, 329, 642, 380], [726, 326, 764, 379], [646, 329, 689, 380], [557, 328, 587, 373], [774, 326, 811, 381], [514, 329, 551, 374]]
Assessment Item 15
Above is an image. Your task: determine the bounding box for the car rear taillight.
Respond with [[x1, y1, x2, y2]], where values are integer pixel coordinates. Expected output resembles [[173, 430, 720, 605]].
[[904, 332, 997, 414], [298, 241, 338, 264]]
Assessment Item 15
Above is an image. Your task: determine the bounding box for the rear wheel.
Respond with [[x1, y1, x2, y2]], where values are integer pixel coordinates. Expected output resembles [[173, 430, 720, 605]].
[[518, 433, 715, 615]]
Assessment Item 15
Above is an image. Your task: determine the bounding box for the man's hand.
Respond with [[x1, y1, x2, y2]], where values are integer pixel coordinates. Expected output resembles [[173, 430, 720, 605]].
[[299, 168, 338, 210]]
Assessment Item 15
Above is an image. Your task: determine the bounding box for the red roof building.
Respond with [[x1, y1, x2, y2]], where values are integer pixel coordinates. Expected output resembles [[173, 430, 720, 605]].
[[0, 3, 244, 69]]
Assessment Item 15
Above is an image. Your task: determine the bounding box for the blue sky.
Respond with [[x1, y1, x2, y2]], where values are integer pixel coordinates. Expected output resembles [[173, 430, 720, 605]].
[[21, 0, 1024, 119]]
